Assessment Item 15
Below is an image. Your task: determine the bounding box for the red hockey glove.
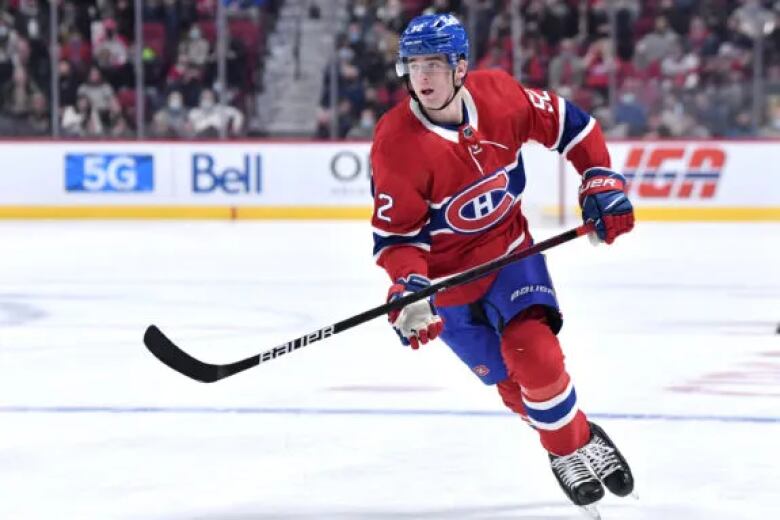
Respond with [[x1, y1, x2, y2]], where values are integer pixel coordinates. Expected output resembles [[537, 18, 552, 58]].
[[579, 168, 635, 244], [387, 274, 444, 349]]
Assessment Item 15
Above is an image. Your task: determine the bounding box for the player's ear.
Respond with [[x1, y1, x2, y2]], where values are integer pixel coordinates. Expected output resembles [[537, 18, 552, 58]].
[[455, 59, 468, 82]]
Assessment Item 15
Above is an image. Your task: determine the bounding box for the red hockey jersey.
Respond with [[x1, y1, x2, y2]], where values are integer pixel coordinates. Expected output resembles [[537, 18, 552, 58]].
[[371, 69, 611, 306]]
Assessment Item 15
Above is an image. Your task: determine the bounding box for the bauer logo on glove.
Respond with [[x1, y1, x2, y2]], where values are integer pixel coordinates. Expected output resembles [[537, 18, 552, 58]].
[[579, 168, 635, 245]]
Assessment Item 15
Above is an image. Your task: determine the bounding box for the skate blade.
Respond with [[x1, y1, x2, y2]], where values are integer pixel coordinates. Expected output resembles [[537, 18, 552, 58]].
[[579, 504, 601, 519]]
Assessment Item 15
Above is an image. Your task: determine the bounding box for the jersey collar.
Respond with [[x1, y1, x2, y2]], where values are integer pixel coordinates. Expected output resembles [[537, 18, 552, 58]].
[[409, 86, 479, 143]]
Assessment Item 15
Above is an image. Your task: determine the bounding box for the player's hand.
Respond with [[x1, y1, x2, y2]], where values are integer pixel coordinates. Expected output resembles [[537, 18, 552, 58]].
[[579, 168, 634, 244], [387, 274, 444, 349]]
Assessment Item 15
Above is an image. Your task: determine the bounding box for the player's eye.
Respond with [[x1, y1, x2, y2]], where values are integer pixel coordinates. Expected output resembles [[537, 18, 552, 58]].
[[409, 61, 447, 74]]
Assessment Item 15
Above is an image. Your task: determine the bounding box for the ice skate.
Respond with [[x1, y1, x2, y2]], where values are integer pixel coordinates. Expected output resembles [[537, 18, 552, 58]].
[[579, 422, 634, 497], [549, 450, 605, 508]]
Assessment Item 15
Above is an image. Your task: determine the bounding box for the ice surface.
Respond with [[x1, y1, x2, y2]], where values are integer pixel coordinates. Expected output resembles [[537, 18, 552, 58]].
[[1, 221, 778, 519]]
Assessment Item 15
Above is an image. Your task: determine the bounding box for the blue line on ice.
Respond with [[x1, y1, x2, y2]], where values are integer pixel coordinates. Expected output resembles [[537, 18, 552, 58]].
[[0, 406, 778, 424]]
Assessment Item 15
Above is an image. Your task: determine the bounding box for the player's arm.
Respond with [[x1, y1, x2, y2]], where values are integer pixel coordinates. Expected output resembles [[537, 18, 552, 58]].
[[370, 156, 430, 280], [370, 139, 443, 349], [515, 80, 634, 244]]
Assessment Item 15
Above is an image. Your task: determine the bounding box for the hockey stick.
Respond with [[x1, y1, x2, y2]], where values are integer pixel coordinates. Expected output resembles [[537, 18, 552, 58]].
[[144, 223, 593, 383]]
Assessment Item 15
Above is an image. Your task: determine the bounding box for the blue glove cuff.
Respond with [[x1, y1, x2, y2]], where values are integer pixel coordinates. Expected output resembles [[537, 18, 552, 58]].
[[397, 274, 432, 293]]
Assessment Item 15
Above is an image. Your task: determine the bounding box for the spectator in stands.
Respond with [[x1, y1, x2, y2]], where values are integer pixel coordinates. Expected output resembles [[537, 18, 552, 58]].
[[760, 94, 780, 136], [634, 16, 679, 70], [188, 88, 244, 137], [376, 0, 405, 34], [725, 110, 754, 137], [0, 17, 19, 85], [537, 0, 579, 48], [77, 66, 118, 118], [692, 88, 730, 136], [58, 59, 80, 107], [657, 91, 687, 136], [150, 110, 173, 137], [346, 106, 376, 139], [486, 4, 511, 52], [61, 94, 104, 137], [423, 0, 459, 16], [614, 84, 647, 137], [582, 37, 612, 98], [660, 41, 700, 90], [315, 98, 354, 139], [93, 18, 130, 87], [476, 42, 512, 74], [58, 1, 91, 41], [548, 38, 584, 90], [107, 110, 133, 138], [153, 90, 192, 137], [14, 0, 44, 41], [687, 15, 720, 56], [519, 36, 547, 87], [167, 53, 205, 108], [592, 105, 625, 138], [60, 30, 92, 77], [196, 0, 218, 19], [114, 0, 135, 41], [24, 91, 49, 136], [179, 25, 211, 70], [1, 65, 41, 121]]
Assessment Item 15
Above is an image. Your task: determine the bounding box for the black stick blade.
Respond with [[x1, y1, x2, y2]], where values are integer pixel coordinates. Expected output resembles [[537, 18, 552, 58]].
[[144, 325, 258, 383]]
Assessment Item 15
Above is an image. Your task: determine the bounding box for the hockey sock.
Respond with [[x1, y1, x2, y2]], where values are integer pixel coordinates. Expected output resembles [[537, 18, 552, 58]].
[[500, 306, 590, 455]]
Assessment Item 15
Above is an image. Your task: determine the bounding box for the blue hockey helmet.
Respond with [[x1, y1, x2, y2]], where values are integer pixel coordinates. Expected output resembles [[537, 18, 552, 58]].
[[395, 13, 469, 77]]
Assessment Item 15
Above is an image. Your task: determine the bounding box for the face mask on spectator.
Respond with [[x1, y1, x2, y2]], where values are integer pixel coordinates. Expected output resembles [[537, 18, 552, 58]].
[[28, 19, 39, 39], [348, 27, 360, 43], [621, 92, 636, 104], [168, 95, 183, 110], [338, 47, 354, 62], [201, 97, 214, 109], [190, 28, 201, 39]]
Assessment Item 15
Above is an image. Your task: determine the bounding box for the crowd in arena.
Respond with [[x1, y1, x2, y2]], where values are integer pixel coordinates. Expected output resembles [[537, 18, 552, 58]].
[[1, 0, 779, 139], [319, 0, 780, 139], [0, 0, 277, 138]]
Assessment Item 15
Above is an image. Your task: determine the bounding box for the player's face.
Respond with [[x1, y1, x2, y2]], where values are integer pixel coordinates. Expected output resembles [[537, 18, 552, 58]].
[[407, 55, 466, 109]]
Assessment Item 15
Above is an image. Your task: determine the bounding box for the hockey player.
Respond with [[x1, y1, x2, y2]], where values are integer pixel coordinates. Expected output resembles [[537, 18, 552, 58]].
[[370, 13, 635, 512]]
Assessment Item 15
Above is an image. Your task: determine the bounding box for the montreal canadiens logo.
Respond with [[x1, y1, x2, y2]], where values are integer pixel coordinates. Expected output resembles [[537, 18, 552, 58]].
[[473, 365, 490, 377], [444, 171, 515, 233]]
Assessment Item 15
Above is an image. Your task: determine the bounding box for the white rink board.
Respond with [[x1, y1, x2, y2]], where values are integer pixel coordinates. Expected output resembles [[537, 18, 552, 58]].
[[0, 140, 777, 211]]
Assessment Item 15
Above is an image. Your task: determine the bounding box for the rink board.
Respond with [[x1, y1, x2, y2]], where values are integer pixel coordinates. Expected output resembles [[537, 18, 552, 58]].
[[0, 140, 778, 220]]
